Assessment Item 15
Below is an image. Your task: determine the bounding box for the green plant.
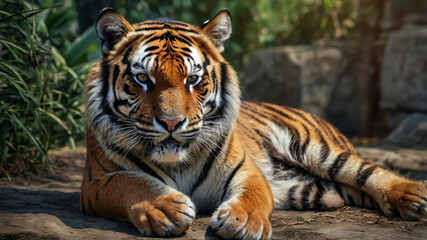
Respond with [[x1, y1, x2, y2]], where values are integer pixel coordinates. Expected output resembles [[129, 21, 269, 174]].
[[0, 0, 96, 177]]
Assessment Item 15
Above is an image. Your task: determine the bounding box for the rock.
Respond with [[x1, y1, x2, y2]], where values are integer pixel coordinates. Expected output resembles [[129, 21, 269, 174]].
[[240, 45, 360, 135], [381, 0, 427, 31], [383, 113, 427, 148], [356, 146, 427, 172], [380, 27, 427, 128]]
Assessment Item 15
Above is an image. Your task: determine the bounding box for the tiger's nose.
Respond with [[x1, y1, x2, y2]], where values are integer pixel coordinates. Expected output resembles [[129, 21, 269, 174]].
[[157, 116, 185, 132]]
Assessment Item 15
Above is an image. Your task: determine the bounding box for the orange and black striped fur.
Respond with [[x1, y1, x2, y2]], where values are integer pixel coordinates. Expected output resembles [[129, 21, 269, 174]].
[[81, 8, 427, 239]]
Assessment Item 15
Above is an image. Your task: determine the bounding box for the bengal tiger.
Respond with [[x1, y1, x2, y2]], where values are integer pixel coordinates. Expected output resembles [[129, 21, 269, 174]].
[[81, 8, 427, 239]]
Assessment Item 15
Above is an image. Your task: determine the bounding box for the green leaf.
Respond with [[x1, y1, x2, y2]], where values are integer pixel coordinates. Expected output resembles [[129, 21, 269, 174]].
[[64, 26, 98, 67], [51, 46, 66, 67], [7, 112, 49, 163], [38, 108, 72, 135]]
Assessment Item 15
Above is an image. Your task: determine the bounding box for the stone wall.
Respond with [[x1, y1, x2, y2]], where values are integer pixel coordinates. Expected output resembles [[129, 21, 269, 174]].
[[240, 0, 427, 138], [380, 27, 427, 128], [240, 45, 360, 136]]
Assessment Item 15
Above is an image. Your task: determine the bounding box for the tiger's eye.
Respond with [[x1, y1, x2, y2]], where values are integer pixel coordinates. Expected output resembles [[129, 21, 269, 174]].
[[134, 73, 148, 85], [187, 75, 199, 85]]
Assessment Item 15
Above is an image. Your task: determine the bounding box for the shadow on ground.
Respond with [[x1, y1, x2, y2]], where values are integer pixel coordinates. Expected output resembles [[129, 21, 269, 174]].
[[0, 147, 426, 239]]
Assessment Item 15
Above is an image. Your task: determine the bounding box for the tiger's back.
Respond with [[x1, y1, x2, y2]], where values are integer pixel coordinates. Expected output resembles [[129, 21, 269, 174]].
[[81, 8, 427, 240]]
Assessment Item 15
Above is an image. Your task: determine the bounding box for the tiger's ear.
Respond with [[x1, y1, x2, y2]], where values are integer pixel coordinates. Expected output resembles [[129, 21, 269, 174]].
[[200, 9, 232, 52], [96, 8, 134, 55]]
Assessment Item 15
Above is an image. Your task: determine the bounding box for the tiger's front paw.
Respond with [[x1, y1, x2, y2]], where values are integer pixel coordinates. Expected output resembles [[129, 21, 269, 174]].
[[380, 180, 427, 220], [210, 201, 272, 240], [129, 192, 195, 236]]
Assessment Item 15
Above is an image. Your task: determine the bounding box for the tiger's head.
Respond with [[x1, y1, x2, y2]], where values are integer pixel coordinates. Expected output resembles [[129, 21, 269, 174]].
[[85, 9, 240, 165]]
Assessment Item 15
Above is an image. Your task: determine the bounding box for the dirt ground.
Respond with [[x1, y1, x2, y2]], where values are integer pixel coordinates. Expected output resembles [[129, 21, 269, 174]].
[[0, 148, 426, 240]]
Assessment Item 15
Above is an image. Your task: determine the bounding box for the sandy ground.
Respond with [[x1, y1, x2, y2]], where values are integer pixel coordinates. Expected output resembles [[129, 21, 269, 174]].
[[0, 148, 426, 240]]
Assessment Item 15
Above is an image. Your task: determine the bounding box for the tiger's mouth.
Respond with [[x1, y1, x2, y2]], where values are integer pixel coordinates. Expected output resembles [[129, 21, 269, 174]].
[[149, 137, 190, 164], [157, 139, 182, 151]]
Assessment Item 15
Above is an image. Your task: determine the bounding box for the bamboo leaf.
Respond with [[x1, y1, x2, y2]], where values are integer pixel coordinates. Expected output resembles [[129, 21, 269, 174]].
[[38, 108, 72, 135]]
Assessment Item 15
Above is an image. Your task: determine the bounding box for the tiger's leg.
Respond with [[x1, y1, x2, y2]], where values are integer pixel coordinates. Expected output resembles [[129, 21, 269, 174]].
[[210, 155, 274, 240], [266, 115, 427, 220], [271, 172, 379, 211], [327, 154, 427, 220], [81, 133, 195, 236]]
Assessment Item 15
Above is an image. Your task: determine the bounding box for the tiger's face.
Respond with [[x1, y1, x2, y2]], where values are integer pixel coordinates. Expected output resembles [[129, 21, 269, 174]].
[[85, 9, 240, 165]]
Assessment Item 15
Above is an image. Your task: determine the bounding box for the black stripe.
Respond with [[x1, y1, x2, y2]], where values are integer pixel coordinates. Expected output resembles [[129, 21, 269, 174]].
[[115, 34, 145, 57], [355, 164, 377, 187], [204, 63, 229, 121], [202, 51, 211, 69], [267, 150, 288, 174], [243, 103, 302, 140], [185, 121, 201, 129], [299, 124, 310, 159], [145, 46, 159, 52], [313, 116, 346, 149], [104, 174, 116, 187], [236, 121, 263, 146], [241, 102, 278, 125], [141, 52, 154, 63], [282, 106, 313, 126], [239, 106, 268, 126], [141, 20, 189, 27], [112, 65, 120, 86], [177, 210, 194, 219], [112, 65, 131, 117], [174, 35, 193, 46], [143, 34, 163, 45], [301, 182, 314, 209], [221, 156, 245, 201], [211, 68, 217, 96], [347, 194, 355, 206], [190, 135, 226, 195], [129, 100, 143, 117], [319, 136, 330, 164], [101, 59, 110, 104], [121, 46, 133, 65], [328, 152, 351, 180], [105, 144, 166, 184], [313, 180, 325, 209], [334, 183, 344, 201], [355, 162, 367, 181], [178, 34, 194, 45], [200, 89, 209, 97], [338, 134, 353, 151], [214, 63, 228, 118], [99, 64, 123, 123], [257, 103, 296, 121], [181, 47, 192, 53], [135, 26, 198, 34], [123, 84, 135, 96], [135, 120, 155, 128]]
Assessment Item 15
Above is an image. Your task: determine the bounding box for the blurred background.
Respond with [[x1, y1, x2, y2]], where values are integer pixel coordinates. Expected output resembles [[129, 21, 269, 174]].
[[1, 0, 426, 178]]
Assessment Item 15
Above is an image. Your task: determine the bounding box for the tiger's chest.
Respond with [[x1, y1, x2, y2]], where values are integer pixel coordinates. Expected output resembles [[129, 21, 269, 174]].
[[164, 162, 230, 214]]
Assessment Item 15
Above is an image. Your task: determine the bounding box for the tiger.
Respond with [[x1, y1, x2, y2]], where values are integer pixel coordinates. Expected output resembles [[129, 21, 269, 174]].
[[81, 8, 427, 240]]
